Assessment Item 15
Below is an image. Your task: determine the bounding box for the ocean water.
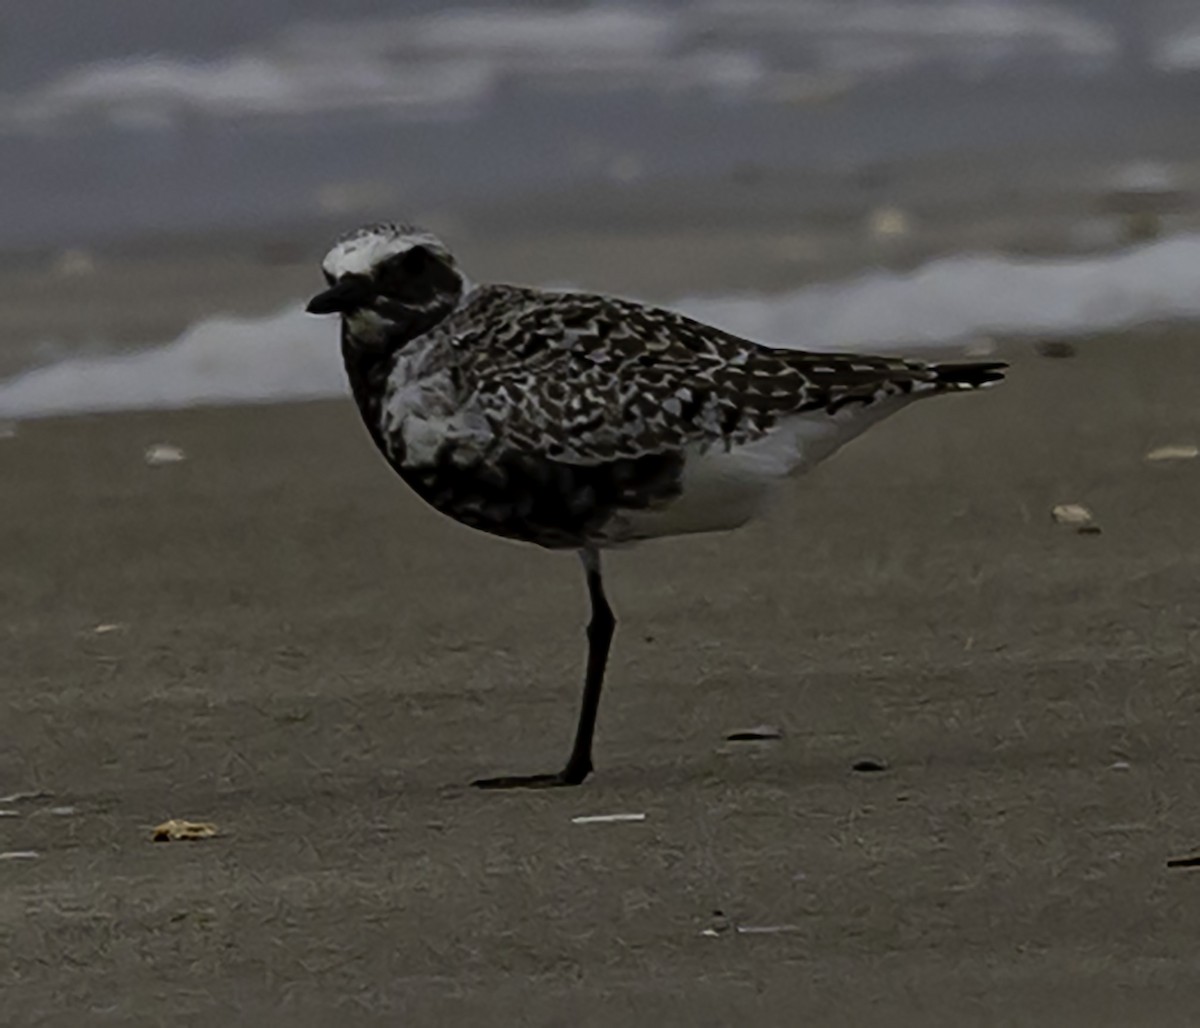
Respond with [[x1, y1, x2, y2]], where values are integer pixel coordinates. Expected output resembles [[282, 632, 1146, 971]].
[[1, 1, 1198, 417], [0, 0, 1198, 247], [3, 234, 1200, 420]]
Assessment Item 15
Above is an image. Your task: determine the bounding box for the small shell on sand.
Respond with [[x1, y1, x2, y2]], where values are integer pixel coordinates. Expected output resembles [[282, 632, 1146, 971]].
[[726, 725, 782, 742], [1052, 504, 1101, 534], [144, 443, 186, 466], [152, 819, 218, 842]]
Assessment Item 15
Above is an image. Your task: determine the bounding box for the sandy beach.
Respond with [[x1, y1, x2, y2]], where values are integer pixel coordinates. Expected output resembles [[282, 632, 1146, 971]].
[[3, 324, 1200, 1024]]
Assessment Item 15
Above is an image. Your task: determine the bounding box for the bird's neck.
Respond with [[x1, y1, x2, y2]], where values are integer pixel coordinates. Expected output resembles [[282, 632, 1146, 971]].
[[340, 313, 453, 452]]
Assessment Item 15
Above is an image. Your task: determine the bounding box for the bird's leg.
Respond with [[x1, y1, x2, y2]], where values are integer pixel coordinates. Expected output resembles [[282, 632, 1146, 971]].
[[473, 548, 615, 790], [562, 548, 615, 781]]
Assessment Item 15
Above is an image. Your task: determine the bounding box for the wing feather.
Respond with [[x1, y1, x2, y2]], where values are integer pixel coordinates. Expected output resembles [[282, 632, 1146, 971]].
[[451, 287, 996, 465]]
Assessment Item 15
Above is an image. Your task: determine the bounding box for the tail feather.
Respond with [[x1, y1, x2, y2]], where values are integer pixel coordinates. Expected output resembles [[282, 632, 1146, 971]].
[[929, 361, 1007, 390]]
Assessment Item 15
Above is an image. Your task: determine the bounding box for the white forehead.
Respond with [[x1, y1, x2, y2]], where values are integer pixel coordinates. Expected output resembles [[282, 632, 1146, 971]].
[[321, 226, 447, 279]]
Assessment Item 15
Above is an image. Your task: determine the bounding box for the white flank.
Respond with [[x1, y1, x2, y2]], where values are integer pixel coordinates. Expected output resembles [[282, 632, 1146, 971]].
[[618, 392, 920, 541]]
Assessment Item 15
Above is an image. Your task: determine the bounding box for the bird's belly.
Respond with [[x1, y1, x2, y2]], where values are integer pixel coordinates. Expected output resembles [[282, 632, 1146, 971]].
[[611, 441, 772, 542]]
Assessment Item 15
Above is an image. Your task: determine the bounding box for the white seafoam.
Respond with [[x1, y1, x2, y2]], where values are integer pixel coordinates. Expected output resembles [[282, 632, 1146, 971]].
[[3, 234, 1200, 421]]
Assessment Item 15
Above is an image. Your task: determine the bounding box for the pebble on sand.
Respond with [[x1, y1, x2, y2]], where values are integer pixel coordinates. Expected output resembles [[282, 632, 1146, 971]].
[[144, 443, 187, 466], [1034, 340, 1077, 359], [867, 206, 913, 240], [1052, 504, 1101, 534], [52, 248, 97, 279]]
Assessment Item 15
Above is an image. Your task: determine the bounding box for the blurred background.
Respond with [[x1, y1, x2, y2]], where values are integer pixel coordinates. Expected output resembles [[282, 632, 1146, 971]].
[[1, 0, 1200, 413]]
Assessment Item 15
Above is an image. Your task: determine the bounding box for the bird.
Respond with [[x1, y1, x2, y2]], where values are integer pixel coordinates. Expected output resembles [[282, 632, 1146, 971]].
[[305, 221, 1005, 789]]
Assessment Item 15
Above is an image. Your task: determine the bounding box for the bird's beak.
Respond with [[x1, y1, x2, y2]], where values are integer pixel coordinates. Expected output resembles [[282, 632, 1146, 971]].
[[306, 276, 371, 315]]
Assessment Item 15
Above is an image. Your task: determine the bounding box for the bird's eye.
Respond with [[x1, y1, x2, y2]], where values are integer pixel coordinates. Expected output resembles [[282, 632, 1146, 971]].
[[400, 246, 430, 276]]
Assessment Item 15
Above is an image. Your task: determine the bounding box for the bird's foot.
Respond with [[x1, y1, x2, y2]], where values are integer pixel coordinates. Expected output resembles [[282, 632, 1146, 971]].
[[472, 762, 591, 790]]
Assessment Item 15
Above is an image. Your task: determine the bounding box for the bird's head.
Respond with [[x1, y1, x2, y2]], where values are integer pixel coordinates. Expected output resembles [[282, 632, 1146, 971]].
[[306, 222, 467, 345]]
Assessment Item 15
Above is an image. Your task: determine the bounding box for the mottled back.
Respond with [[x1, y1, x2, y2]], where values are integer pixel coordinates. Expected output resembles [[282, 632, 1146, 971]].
[[444, 285, 991, 466]]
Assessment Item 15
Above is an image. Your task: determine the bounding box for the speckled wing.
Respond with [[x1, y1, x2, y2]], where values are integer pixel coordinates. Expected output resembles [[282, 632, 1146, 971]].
[[456, 287, 1002, 465]]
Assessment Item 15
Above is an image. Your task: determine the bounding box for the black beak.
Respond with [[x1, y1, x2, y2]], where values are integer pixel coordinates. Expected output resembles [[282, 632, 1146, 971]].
[[306, 276, 371, 315]]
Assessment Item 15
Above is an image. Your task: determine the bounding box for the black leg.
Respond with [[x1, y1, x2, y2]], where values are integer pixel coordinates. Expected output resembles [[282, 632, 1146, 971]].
[[562, 549, 615, 781], [473, 549, 615, 790]]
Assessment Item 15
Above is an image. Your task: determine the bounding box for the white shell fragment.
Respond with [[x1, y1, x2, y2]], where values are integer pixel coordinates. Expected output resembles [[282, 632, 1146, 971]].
[[152, 818, 218, 842], [571, 813, 646, 825], [144, 443, 186, 466], [92, 623, 126, 635], [1145, 445, 1199, 462], [700, 910, 802, 938], [0, 790, 52, 804], [1052, 504, 1100, 534], [735, 924, 803, 935], [0, 851, 40, 861]]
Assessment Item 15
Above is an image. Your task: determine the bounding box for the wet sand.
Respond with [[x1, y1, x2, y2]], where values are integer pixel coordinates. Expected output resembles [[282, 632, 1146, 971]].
[[3, 329, 1200, 1025]]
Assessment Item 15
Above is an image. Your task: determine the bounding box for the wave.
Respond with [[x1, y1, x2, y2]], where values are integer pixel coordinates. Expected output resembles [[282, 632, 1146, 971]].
[[3, 234, 1200, 420], [0, 0, 1123, 130]]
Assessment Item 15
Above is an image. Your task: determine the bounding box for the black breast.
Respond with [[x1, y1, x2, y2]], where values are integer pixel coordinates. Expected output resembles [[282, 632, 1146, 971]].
[[400, 448, 686, 549]]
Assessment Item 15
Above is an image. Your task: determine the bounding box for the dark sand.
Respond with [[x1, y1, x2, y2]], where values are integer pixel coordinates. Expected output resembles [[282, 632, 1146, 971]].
[[4, 330, 1200, 1025]]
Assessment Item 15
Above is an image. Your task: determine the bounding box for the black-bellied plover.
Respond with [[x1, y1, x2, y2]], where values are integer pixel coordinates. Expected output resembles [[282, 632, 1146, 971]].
[[306, 222, 1005, 788]]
